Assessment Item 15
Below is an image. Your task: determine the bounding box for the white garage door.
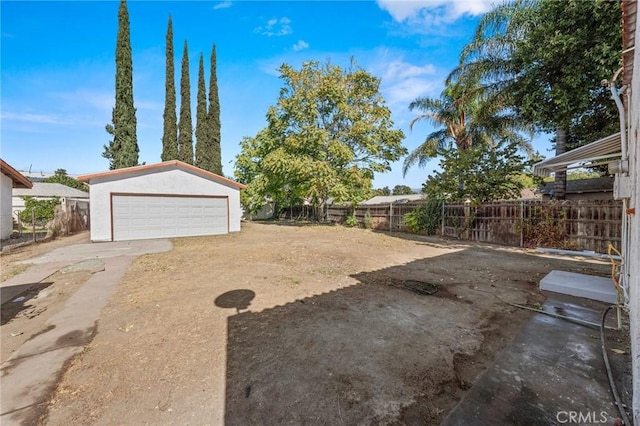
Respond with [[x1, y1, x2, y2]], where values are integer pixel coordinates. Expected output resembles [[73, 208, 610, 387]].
[[112, 195, 228, 241]]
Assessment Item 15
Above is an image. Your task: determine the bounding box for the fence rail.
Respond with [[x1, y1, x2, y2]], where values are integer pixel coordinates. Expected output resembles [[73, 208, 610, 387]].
[[327, 199, 622, 253]]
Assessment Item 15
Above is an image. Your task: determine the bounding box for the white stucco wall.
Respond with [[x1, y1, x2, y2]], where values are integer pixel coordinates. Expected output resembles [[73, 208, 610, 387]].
[[628, 14, 640, 422], [1, 173, 14, 240], [88, 168, 242, 242]]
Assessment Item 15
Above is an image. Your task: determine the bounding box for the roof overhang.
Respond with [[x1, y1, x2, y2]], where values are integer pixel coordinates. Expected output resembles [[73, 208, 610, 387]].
[[532, 133, 622, 177], [0, 159, 33, 189]]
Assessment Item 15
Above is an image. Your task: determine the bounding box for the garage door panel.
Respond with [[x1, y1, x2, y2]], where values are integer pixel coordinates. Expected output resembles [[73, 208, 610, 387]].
[[112, 195, 228, 241]]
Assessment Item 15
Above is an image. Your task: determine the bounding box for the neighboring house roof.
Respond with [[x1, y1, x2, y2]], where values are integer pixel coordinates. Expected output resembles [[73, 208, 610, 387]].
[[1, 159, 33, 189], [539, 177, 614, 196], [18, 171, 80, 182], [13, 182, 89, 199], [77, 160, 247, 190], [518, 188, 541, 200], [360, 194, 425, 205]]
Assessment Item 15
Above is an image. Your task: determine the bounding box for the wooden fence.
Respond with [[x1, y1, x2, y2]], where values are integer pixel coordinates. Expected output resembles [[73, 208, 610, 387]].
[[327, 199, 622, 253]]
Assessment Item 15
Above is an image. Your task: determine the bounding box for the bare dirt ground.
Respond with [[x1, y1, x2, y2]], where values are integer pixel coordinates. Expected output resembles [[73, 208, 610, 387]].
[[22, 222, 609, 425]]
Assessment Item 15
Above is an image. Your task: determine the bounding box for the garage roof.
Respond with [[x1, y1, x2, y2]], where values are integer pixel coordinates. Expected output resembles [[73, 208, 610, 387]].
[[78, 160, 246, 190], [532, 133, 621, 177], [1, 159, 33, 189]]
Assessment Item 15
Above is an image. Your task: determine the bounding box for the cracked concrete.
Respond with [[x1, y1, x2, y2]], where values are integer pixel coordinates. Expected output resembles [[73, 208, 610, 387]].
[[0, 239, 173, 425]]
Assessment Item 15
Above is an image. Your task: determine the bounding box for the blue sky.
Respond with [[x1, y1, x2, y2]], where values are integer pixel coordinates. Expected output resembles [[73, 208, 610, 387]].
[[1, 0, 553, 189]]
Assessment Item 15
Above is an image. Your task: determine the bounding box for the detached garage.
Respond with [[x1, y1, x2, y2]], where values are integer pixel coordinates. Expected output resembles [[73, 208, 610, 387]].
[[78, 161, 246, 242]]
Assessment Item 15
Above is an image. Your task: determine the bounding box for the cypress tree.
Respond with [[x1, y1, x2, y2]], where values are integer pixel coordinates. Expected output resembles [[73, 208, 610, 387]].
[[195, 53, 210, 169], [103, 0, 139, 169], [177, 40, 193, 165], [161, 16, 178, 161], [208, 44, 222, 175]]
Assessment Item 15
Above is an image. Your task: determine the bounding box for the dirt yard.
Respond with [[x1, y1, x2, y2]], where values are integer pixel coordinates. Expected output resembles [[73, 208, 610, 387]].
[[14, 222, 609, 425]]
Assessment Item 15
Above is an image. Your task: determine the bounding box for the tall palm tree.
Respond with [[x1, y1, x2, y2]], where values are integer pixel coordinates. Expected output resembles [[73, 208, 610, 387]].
[[403, 78, 532, 176], [447, 0, 621, 199]]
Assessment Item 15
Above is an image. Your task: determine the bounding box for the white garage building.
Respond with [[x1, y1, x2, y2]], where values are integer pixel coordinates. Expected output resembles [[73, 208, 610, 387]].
[[79, 161, 246, 242]]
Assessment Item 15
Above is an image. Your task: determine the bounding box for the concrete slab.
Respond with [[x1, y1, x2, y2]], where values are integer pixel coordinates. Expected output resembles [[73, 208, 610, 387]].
[[21, 239, 173, 265], [540, 270, 618, 304], [442, 294, 627, 425], [0, 256, 135, 425], [0, 238, 173, 425]]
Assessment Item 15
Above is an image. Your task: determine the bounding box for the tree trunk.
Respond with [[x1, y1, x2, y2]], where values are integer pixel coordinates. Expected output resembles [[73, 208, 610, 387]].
[[554, 127, 567, 200]]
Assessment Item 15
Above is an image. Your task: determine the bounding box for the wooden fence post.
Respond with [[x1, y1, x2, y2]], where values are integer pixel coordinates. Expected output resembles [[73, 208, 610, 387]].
[[32, 210, 36, 243], [520, 201, 524, 247], [389, 203, 392, 233], [441, 201, 445, 236]]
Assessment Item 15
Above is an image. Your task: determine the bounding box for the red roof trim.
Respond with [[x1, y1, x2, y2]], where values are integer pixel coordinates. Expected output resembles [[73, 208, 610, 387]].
[[0, 159, 33, 189], [77, 160, 247, 190]]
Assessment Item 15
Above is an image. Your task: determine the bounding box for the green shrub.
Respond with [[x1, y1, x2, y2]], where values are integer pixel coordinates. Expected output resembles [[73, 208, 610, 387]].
[[20, 196, 60, 223], [345, 213, 358, 227], [363, 209, 372, 229], [404, 199, 443, 235]]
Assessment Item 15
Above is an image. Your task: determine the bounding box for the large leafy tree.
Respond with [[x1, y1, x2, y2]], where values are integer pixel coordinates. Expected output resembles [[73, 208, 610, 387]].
[[452, 0, 621, 199], [195, 53, 209, 169], [235, 60, 406, 218], [103, 0, 139, 170], [403, 78, 532, 176], [161, 15, 177, 161], [177, 41, 193, 164], [208, 44, 223, 175]]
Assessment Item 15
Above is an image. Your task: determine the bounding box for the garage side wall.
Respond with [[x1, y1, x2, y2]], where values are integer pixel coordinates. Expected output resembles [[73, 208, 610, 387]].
[[1, 174, 13, 240], [89, 169, 242, 242]]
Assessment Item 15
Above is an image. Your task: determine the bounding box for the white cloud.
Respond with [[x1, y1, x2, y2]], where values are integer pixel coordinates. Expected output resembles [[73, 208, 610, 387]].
[[384, 77, 439, 106], [377, 0, 494, 23], [254, 17, 292, 37], [382, 60, 435, 81], [50, 89, 113, 114], [213, 1, 232, 10], [1, 112, 70, 125], [0, 111, 101, 127], [292, 40, 309, 51], [370, 57, 439, 107]]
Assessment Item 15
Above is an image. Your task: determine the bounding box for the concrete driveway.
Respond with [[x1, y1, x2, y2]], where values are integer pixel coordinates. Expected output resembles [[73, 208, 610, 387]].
[[0, 239, 172, 426]]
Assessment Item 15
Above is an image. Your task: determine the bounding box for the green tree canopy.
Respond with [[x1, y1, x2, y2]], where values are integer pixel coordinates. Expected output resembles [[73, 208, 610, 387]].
[[404, 78, 532, 176], [208, 44, 223, 175], [451, 0, 621, 198], [374, 186, 391, 196], [392, 185, 415, 195], [103, 0, 139, 170], [235, 59, 406, 217], [161, 15, 178, 161], [177, 40, 193, 164], [422, 141, 528, 204], [44, 169, 88, 192], [195, 53, 209, 169]]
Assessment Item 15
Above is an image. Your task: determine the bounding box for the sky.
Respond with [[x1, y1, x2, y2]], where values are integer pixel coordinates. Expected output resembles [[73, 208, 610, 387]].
[[1, 0, 554, 189]]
